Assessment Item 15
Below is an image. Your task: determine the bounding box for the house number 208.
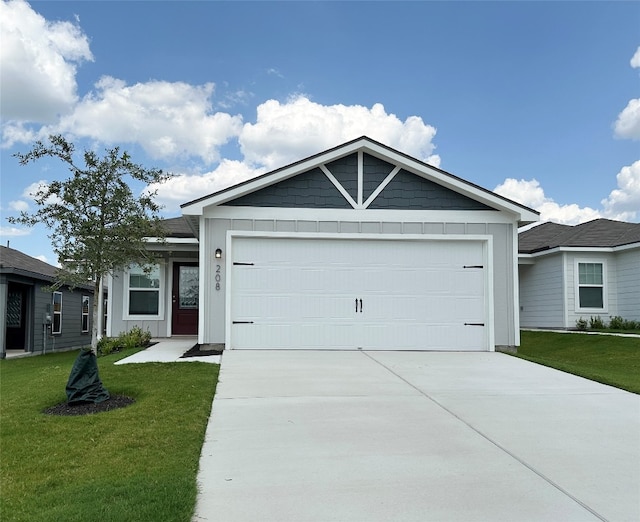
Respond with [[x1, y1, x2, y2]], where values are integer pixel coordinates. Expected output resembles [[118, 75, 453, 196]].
[[215, 264, 221, 291]]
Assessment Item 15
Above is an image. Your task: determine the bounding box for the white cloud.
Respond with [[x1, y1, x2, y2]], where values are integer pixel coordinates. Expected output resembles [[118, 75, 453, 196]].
[[239, 96, 440, 171], [0, 0, 92, 124], [630, 46, 640, 68], [496, 165, 640, 224], [601, 160, 640, 221], [494, 178, 601, 225], [149, 160, 264, 213], [0, 226, 31, 237], [8, 200, 29, 212], [21, 180, 62, 205], [50, 76, 244, 164], [614, 98, 640, 140]]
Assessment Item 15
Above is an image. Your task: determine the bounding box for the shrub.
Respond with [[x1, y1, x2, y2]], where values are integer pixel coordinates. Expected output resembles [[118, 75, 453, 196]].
[[589, 316, 605, 330], [609, 316, 625, 330], [97, 326, 152, 357], [576, 317, 588, 331]]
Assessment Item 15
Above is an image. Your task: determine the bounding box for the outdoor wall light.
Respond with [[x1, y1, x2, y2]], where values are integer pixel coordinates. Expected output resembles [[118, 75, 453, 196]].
[[215, 248, 222, 259]]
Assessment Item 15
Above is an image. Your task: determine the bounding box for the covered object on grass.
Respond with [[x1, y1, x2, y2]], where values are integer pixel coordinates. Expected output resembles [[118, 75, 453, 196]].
[[66, 349, 110, 405]]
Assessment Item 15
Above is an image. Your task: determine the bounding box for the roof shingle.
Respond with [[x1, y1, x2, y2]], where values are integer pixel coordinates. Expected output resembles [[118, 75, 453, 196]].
[[519, 219, 640, 253]]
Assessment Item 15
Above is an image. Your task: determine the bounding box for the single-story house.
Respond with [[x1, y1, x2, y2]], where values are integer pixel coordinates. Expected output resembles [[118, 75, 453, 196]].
[[108, 136, 539, 351], [0, 246, 101, 358], [518, 218, 640, 329]]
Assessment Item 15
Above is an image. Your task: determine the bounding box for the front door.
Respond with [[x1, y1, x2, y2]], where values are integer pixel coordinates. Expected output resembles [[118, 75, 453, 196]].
[[172, 263, 199, 335], [6, 283, 29, 351]]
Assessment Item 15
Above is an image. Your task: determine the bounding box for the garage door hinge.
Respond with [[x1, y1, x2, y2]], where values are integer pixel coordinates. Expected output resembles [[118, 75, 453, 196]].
[[464, 322, 485, 326], [463, 265, 484, 269], [233, 262, 254, 266], [232, 321, 254, 324]]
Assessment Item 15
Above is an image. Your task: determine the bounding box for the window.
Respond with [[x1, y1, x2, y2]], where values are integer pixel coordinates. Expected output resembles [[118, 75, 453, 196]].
[[125, 264, 162, 318], [82, 295, 90, 333], [576, 261, 605, 310], [52, 292, 62, 334]]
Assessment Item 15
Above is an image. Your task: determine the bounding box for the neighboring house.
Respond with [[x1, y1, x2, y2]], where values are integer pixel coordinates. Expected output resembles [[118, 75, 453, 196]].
[[518, 218, 640, 329], [108, 136, 539, 351], [0, 246, 99, 358]]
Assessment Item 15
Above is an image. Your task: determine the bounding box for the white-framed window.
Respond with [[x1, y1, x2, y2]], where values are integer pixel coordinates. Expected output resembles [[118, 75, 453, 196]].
[[124, 263, 163, 319], [575, 260, 607, 311], [81, 295, 90, 333], [52, 291, 62, 334]]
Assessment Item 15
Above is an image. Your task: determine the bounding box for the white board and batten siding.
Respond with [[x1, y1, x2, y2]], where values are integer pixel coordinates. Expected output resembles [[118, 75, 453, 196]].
[[225, 232, 493, 351]]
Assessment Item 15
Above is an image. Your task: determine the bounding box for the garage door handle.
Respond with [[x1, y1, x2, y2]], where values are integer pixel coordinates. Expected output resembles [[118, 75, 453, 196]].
[[355, 299, 363, 313], [464, 322, 485, 326], [360, 299, 363, 313], [233, 321, 254, 324]]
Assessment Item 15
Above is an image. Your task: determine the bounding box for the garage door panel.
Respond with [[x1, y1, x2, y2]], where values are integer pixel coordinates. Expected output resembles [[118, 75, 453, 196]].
[[230, 237, 488, 351]]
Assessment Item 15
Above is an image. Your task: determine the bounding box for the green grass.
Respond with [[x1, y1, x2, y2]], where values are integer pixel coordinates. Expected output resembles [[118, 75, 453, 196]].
[[515, 330, 640, 394], [0, 349, 219, 522]]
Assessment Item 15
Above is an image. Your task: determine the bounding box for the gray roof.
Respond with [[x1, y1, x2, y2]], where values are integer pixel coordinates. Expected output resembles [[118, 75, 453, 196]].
[[519, 219, 640, 253], [0, 245, 60, 281], [161, 217, 196, 238]]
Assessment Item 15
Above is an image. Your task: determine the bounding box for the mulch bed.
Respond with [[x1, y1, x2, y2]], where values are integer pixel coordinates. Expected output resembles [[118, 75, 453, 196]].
[[44, 395, 135, 416], [180, 344, 223, 358]]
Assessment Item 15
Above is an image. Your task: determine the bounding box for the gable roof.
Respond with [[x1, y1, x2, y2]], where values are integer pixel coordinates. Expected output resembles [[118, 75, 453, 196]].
[[0, 245, 60, 281], [181, 136, 539, 225], [519, 219, 640, 253]]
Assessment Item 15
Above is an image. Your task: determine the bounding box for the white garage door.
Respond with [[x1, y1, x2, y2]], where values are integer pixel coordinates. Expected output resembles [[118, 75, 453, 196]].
[[229, 236, 488, 351]]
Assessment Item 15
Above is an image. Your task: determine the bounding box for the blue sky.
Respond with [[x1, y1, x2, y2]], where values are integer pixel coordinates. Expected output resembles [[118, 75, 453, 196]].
[[1, 0, 639, 265]]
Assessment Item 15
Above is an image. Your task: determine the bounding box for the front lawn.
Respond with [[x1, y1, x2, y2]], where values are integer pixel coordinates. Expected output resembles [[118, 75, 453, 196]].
[[0, 349, 219, 522], [515, 330, 640, 394]]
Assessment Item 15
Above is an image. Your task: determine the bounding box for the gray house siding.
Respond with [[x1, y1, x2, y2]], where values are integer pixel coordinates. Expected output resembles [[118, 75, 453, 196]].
[[1, 272, 91, 355], [614, 249, 640, 321], [616, 249, 640, 321], [519, 254, 565, 328]]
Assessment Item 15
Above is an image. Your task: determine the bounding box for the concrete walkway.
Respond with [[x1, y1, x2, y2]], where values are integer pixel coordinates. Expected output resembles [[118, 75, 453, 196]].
[[115, 337, 220, 365], [193, 351, 639, 522]]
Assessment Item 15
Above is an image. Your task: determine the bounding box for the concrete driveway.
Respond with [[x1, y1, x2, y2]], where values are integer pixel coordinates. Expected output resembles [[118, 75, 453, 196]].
[[193, 351, 640, 522]]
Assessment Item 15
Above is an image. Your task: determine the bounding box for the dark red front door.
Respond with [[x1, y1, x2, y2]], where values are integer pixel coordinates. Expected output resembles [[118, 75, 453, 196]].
[[172, 263, 199, 335]]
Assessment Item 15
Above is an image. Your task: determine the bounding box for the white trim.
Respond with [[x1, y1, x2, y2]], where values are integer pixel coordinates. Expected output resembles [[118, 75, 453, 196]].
[[363, 166, 400, 209], [106, 274, 113, 337], [510, 224, 520, 346], [574, 258, 608, 313], [144, 237, 198, 244], [204, 205, 518, 224], [574, 258, 608, 314], [197, 215, 207, 344], [519, 242, 640, 260], [562, 252, 569, 328], [123, 263, 165, 321], [224, 231, 494, 351], [357, 150, 363, 206]]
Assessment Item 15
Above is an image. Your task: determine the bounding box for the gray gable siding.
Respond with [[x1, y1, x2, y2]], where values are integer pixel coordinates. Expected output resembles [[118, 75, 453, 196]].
[[368, 169, 494, 210], [223, 167, 351, 208], [326, 154, 358, 201], [363, 154, 395, 201]]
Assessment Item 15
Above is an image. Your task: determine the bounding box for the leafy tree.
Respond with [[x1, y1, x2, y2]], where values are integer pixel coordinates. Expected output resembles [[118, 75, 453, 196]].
[[9, 135, 173, 353]]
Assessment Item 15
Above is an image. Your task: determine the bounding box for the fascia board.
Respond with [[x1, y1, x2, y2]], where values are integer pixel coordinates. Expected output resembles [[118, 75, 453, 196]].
[[521, 245, 640, 259]]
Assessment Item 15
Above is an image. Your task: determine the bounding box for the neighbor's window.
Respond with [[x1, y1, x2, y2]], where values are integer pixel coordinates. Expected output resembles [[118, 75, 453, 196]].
[[126, 264, 161, 317], [81, 295, 90, 333], [52, 292, 62, 334], [577, 262, 605, 309]]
